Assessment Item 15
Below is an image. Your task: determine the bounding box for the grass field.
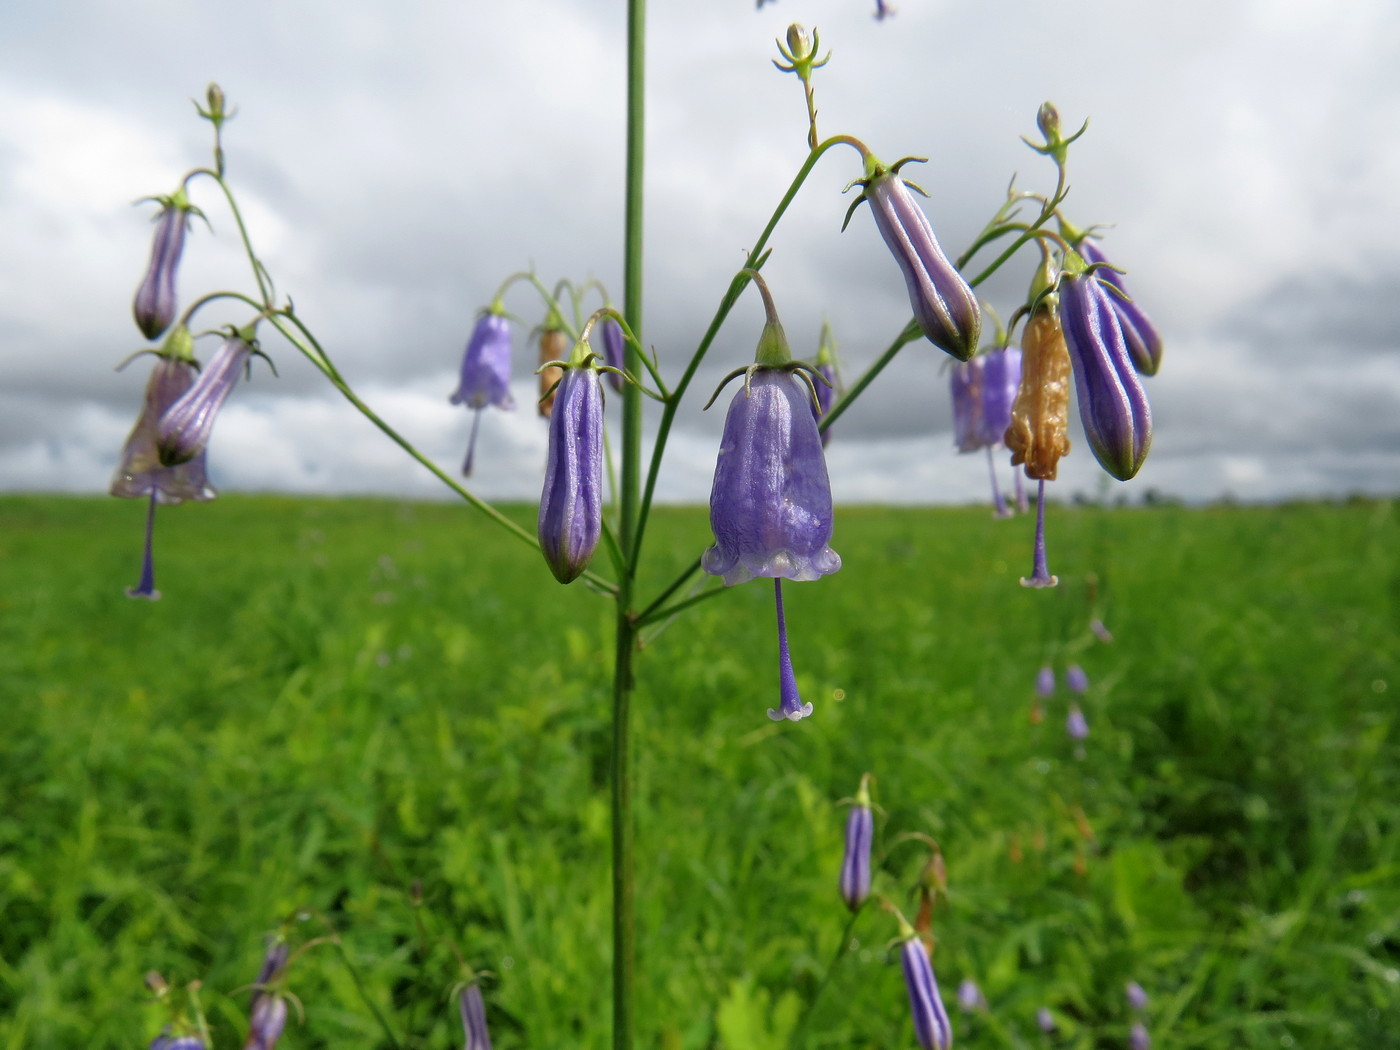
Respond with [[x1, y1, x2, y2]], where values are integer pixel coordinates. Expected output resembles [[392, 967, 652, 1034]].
[[1, 494, 1396, 1049]]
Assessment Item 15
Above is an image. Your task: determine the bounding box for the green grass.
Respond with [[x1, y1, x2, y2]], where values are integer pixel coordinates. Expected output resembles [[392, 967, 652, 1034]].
[[1, 494, 1397, 1049]]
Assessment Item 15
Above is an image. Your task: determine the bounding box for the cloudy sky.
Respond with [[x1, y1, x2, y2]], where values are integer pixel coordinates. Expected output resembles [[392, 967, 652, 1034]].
[[2, 0, 1397, 507]]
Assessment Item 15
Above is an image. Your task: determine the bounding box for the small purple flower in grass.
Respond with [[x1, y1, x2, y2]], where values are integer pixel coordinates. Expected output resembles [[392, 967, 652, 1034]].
[[1129, 1022, 1152, 1050], [1066, 664, 1088, 694], [957, 978, 987, 1013], [451, 309, 515, 476], [150, 1033, 205, 1050], [703, 271, 839, 721], [850, 158, 980, 361], [840, 773, 873, 910], [1091, 618, 1114, 644], [1078, 239, 1162, 376], [133, 190, 196, 341], [243, 995, 288, 1050], [1059, 265, 1153, 481], [1125, 981, 1149, 1012], [538, 360, 604, 584], [459, 984, 494, 1050], [1067, 703, 1089, 741], [901, 933, 953, 1049], [1036, 666, 1056, 699], [1037, 1006, 1057, 1033], [157, 331, 256, 467]]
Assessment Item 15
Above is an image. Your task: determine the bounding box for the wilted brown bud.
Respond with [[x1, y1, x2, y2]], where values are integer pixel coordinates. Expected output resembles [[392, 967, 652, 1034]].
[[538, 328, 569, 417], [1005, 306, 1072, 479]]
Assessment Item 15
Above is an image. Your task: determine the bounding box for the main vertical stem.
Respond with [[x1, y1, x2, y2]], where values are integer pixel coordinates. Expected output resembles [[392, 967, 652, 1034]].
[[614, 0, 646, 1047]]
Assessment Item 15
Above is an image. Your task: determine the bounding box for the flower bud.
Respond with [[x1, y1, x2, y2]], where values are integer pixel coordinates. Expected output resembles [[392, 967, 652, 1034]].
[[538, 364, 603, 584], [1005, 306, 1072, 480], [243, 995, 287, 1050], [1035, 666, 1056, 699], [1037, 1007, 1057, 1034], [1065, 664, 1088, 694], [785, 24, 813, 62], [901, 935, 953, 1050], [157, 334, 253, 466], [1130, 1022, 1152, 1050], [949, 357, 985, 454], [1125, 981, 1149, 1012], [864, 169, 981, 361], [598, 316, 627, 392], [1077, 239, 1163, 376], [1059, 270, 1153, 481], [459, 984, 494, 1050], [957, 979, 987, 1013], [1067, 703, 1089, 741], [538, 326, 569, 417], [133, 195, 192, 340], [839, 774, 873, 911]]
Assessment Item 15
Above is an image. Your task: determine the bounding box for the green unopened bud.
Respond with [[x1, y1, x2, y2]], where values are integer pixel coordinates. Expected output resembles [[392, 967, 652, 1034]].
[[1036, 102, 1061, 144], [786, 24, 814, 62]]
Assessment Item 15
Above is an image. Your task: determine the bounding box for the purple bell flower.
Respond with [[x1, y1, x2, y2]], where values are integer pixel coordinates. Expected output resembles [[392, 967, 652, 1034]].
[[1037, 1006, 1057, 1034], [1130, 1022, 1152, 1050], [1067, 703, 1089, 741], [451, 310, 515, 476], [598, 315, 627, 393], [1078, 239, 1162, 376], [1036, 665, 1056, 698], [957, 978, 987, 1013], [978, 346, 1021, 449], [150, 1031, 205, 1050], [901, 934, 953, 1050], [950, 357, 985, 454], [839, 773, 873, 911], [243, 995, 287, 1050], [538, 361, 603, 584], [1059, 268, 1153, 481], [1065, 664, 1089, 694], [1125, 981, 1149, 1012], [157, 333, 254, 467], [133, 192, 194, 341], [861, 165, 980, 361], [459, 984, 494, 1050]]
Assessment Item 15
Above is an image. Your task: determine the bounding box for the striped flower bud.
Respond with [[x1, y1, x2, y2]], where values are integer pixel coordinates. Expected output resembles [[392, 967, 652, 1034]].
[[1059, 268, 1153, 481], [538, 360, 603, 584], [133, 192, 194, 341], [242, 995, 287, 1050], [598, 316, 627, 393], [862, 166, 980, 361], [839, 774, 873, 911], [459, 983, 494, 1050], [157, 332, 254, 467], [901, 933, 953, 1050], [1078, 239, 1162, 376], [451, 309, 515, 475]]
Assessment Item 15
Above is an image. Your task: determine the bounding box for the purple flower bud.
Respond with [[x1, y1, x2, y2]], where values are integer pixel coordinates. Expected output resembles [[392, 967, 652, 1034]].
[[243, 995, 287, 1050], [459, 984, 494, 1050], [901, 935, 953, 1050], [134, 197, 192, 340], [1036, 666, 1056, 699], [1059, 270, 1153, 481], [150, 1032, 205, 1050], [957, 978, 987, 1013], [702, 369, 841, 586], [1065, 665, 1089, 694], [839, 775, 873, 910], [1130, 1022, 1152, 1050], [1078, 240, 1162, 376], [1091, 618, 1115, 644], [1125, 981, 1149, 1012], [864, 170, 980, 361], [1067, 703, 1089, 741], [451, 311, 515, 476], [111, 350, 216, 505], [252, 940, 289, 991], [157, 335, 253, 467], [538, 365, 603, 584], [598, 316, 627, 393], [1037, 1006, 1057, 1034]]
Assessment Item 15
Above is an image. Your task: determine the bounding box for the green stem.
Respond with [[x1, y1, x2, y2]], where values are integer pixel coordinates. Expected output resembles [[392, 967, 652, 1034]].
[[788, 907, 864, 1050]]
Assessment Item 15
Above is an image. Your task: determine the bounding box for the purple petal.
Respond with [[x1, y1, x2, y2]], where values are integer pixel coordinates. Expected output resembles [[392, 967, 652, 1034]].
[[452, 312, 516, 411], [538, 367, 603, 583]]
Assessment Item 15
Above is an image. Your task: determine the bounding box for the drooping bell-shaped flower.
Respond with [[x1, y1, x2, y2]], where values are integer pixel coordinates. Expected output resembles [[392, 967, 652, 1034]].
[[451, 308, 515, 476], [978, 345, 1021, 449], [459, 984, 494, 1050], [850, 156, 980, 361], [1065, 664, 1089, 694], [1067, 703, 1089, 741], [703, 272, 840, 721], [243, 995, 288, 1050], [1125, 981, 1149, 1012], [839, 773, 873, 911], [1130, 1022, 1152, 1050], [598, 315, 627, 393], [1059, 261, 1153, 481], [133, 189, 196, 341], [957, 978, 987, 1014], [1078, 238, 1162, 376], [1037, 1007, 1057, 1034], [537, 343, 604, 585], [899, 923, 953, 1050], [949, 356, 985, 454], [157, 329, 256, 467]]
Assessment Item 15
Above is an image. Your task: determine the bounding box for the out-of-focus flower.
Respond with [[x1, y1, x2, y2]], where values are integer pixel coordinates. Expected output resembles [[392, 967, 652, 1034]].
[[1066, 665, 1089, 694], [901, 932, 953, 1049], [839, 773, 873, 911], [813, 321, 841, 447], [538, 356, 604, 584], [1067, 703, 1089, 741], [980, 345, 1021, 449], [1078, 239, 1162, 376], [451, 308, 515, 476], [853, 159, 980, 360], [1125, 981, 1149, 1012], [957, 978, 987, 1013], [537, 319, 569, 417], [459, 983, 494, 1050], [1059, 265, 1152, 481], [874, 0, 895, 19], [1037, 1006, 1057, 1033], [950, 356, 985, 454], [150, 1032, 205, 1050], [1091, 618, 1114, 643], [1129, 1022, 1152, 1050], [242, 995, 287, 1050], [1036, 666, 1056, 698], [133, 190, 196, 340], [157, 330, 256, 467], [598, 315, 627, 392], [112, 335, 216, 506], [702, 272, 839, 721]]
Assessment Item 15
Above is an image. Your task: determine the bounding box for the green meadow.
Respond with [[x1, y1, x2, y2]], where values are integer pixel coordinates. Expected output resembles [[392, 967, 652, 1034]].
[[1, 494, 1396, 1049]]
